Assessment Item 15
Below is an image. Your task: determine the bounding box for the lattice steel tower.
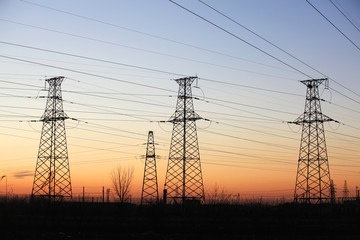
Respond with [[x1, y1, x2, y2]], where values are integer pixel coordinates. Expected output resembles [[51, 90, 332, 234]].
[[343, 180, 350, 200], [290, 78, 336, 204], [164, 76, 205, 204], [31, 76, 72, 201], [141, 131, 159, 205]]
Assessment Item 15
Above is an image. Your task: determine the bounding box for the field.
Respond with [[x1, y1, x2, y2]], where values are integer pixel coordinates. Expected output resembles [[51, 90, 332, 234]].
[[1, 197, 359, 240]]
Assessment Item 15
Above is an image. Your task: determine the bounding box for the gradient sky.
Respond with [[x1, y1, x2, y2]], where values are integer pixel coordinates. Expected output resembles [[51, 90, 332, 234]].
[[0, 0, 359, 200]]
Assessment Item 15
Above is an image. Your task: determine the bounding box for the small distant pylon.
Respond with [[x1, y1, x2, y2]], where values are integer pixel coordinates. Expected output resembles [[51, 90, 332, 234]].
[[141, 131, 159, 205], [343, 180, 350, 200], [290, 78, 337, 204], [164, 76, 205, 204], [31, 76, 72, 201]]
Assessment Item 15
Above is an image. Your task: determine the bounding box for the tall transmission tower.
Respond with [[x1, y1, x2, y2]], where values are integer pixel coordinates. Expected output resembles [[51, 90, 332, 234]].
[[164, 76, 205, 204], [141, 131, 159, 205], [290, 78, 337, 204], [31, 76, 72, 201]]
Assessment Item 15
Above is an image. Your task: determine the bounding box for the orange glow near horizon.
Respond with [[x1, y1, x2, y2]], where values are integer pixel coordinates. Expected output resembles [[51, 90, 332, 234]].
[[2, 136, 358, 201]]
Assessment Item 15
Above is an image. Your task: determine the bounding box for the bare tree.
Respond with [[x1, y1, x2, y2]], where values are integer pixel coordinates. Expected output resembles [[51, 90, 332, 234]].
[[206, 184, 233, 205], [110, 165, 134, 203]]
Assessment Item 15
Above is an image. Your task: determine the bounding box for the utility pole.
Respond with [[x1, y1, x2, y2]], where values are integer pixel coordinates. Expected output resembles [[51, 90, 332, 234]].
[[0, 175, 7, 199], [290, 78, 336, 204], [164, 76, 205, 204], [31, 77, 73, 201], [330, 179, 336, 204], [102, 186, 105, 203], [106, 188, 110, 203], [141, 131, 159, 205]]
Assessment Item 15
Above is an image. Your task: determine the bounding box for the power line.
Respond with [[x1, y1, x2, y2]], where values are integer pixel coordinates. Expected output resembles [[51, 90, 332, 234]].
[[217, 121, 298, 141], [66, 106, 168, 118], [2, 77, 358, 149], [329, 0, 360, 33], [329, 87, 360, 105], [4, 85, 300, 137], [64, 91, 173, 109], [2, 51, 320, 119], [4, 3, 360, 106], [1, 87, 354, 162], [200, 96, 299, 116], [202, 99, 285, 122], [200, 77, 302, 97], [2, 123, 358, 172], [200, 129, 296, 151], [2, 123, 354, 170], [201, 161, 290, 172], [0, 54, 177, 93], [323, 99, 360, 115], [306, 0, 360, 52], [0, 79, 43, 89], [198, 0, 322, 79], [201, 147, 295, 165], [327, 130, 360, 141], [1, 85, 295, 125], [0, 41, 184, 79], [0, 41, 300, 96], [0, 41, 305, 100], [4, 40, 356, 106], [197, 0, 360, 99], [169, 0, 313, 78], [65, 101, 153, 122], [4, 83, 297, 126], [64, 90, 172, 97], [1, 19, 293, 78], [17, 0, 295, 74], [201, 138, 294, 155]]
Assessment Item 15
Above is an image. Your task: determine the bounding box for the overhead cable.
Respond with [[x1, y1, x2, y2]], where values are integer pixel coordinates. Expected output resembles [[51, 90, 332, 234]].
[[306, 0, 360, 51], [197, 0, 360, 98], [169, 0, 313, 78]]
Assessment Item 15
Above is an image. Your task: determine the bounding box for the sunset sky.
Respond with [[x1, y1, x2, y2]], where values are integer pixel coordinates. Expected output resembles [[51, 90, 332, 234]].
[[0, 0, 359, 201]]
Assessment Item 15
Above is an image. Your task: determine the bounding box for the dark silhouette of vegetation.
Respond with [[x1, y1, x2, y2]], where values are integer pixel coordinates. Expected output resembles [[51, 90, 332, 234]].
[[206, 184, 233, 204], [0, 195, 359, 239]]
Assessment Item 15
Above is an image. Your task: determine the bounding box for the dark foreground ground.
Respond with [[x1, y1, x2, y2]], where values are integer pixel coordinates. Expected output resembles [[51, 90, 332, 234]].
[[0, 198, 359, 240]]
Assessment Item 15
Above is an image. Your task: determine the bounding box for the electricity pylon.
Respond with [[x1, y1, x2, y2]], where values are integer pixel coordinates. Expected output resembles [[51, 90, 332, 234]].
[[141, 131, 159, 205], [164, 76, 205, 204], [290, 78, 336, 204], [31, 76, 72, 201], [343, 180, 350, 200]]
